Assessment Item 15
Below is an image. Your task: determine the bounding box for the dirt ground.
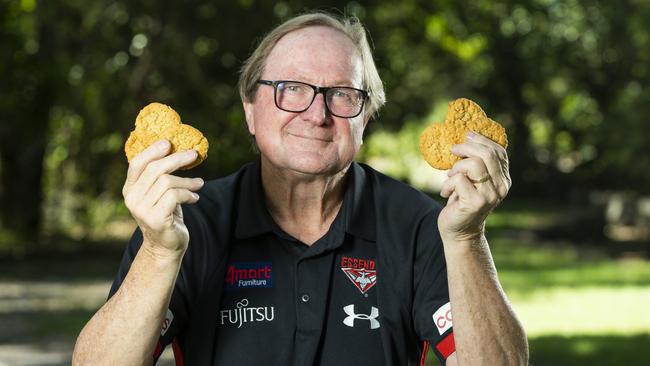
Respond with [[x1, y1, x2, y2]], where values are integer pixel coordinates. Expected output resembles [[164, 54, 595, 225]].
[[0, 256, 176, 365]]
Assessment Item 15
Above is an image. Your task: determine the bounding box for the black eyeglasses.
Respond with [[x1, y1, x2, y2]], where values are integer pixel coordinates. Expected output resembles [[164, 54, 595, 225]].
[[256, 80, 369, 118]]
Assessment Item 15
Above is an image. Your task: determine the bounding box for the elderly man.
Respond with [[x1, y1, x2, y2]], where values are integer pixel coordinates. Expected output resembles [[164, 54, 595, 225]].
[[73, 12, 528, 366]]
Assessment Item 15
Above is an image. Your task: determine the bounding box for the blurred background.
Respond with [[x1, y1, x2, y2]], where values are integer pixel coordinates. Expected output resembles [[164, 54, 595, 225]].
[[1, 0, 649, 365]]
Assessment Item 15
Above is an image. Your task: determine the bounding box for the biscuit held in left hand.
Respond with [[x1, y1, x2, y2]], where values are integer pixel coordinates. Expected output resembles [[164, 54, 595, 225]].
[[419, 98, 508, 170], [124, 102, 209, 170]]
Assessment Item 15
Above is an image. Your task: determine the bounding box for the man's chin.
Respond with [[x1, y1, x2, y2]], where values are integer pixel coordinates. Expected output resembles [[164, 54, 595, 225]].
[[288, 160, 340, 176], [264, 153, 348, 177]]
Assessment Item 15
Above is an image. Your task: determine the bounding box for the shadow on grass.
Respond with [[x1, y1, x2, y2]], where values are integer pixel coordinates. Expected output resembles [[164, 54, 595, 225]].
[[0, 251, 123, 281], [425, 334, 650, 366], [529, 334, 650, 366], [0, 309, 94, 343]]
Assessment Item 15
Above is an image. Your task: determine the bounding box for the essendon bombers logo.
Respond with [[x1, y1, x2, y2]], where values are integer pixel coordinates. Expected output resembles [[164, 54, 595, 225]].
[[340, 255, 377, 294]]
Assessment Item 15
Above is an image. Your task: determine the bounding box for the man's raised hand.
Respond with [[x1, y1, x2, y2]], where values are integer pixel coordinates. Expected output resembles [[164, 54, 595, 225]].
[[122, 139, 204, 256]]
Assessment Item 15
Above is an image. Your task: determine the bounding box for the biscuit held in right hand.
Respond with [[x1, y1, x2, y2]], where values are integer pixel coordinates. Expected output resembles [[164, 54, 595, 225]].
[[122, 139, 205, 256], [124, 102, 209, 170]]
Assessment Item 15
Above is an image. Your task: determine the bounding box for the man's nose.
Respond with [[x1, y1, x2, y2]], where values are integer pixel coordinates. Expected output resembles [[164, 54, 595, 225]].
[[301, 92, 329, 124]]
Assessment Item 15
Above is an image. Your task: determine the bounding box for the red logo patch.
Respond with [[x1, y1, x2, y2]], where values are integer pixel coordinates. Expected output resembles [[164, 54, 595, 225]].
[[341, 255, 377, 294]]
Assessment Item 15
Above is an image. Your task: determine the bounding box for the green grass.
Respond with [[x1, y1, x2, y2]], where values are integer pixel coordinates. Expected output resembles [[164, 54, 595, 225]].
[[492, 239, 650, 294], [428, 334, 650, 366], [512, 286, 650, 336], [528, 334, 650, 366], [424, 200, 650, 365]]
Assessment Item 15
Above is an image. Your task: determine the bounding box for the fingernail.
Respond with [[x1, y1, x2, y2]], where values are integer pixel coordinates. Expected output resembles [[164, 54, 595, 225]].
[[156, 139, 170, 150], [192, 192, 200, 200], [467, 131, 477, 139], [195, 178, 204, 186]]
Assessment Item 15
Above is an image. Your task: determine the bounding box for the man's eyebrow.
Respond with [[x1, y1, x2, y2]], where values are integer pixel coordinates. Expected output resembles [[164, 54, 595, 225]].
[[286, 74, 357, 87], [332, 81, 357, 87]]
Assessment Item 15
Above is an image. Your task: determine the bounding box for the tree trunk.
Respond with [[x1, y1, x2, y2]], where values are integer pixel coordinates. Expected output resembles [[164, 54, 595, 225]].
[[0, 131, 48, 249], [0, 6, 55, 253]]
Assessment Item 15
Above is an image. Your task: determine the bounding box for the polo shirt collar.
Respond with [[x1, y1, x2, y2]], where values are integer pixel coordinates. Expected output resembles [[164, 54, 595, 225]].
[[234, 158, 376, 242], [234, 158, 275, 239], [345, 162, 376, 242]]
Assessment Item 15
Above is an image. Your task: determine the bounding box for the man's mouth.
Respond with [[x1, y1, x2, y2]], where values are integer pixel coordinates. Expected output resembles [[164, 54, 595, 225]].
[[288, 133, 333, 142]]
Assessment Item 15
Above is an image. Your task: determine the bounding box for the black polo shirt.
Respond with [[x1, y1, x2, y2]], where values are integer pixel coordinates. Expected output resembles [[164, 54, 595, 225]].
[[109, 159, 455, 365]]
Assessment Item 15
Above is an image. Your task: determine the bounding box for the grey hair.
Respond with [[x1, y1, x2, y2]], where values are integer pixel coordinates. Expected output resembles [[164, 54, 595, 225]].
[[238, 11, 386, 120]]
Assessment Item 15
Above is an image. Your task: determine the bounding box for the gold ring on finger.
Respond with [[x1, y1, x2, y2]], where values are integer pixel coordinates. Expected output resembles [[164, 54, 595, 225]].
[[470, 175, 490, 184]]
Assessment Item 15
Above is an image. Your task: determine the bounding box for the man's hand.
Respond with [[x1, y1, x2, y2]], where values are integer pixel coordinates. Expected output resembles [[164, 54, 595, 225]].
[[122, 139, 205, 256], [437, 131, 511, 241], [73, 138, 204, 365], [436, 131, 528, 365]]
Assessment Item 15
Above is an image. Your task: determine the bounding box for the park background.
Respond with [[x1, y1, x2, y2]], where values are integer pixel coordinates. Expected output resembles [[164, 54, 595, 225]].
[[1, 0, 649, 365]]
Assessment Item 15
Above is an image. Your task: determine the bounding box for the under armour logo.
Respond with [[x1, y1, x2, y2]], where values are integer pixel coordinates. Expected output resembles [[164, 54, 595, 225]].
[[342, 304, 380, 329]]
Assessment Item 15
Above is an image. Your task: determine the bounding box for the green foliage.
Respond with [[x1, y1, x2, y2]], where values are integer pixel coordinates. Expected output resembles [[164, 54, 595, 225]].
[[1, 0, 650, 245], [359, 0, 650, 196]]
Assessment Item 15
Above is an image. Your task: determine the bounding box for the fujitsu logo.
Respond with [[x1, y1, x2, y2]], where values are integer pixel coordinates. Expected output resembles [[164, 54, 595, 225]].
[[342, 304, 380, 329], [220, 298, 275, 328]]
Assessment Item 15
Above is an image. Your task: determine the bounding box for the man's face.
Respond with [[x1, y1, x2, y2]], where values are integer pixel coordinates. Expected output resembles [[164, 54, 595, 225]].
[[244, 26, 368, 176]]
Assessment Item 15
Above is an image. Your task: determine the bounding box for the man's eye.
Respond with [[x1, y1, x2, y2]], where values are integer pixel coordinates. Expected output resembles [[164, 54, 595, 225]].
[[332, 89, 360, 105], [333, 90, 349, 98], [284, 84, 305, 93]]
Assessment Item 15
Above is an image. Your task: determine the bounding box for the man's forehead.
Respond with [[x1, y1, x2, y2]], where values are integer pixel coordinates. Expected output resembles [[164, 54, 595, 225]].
[[264, 25, 362, 84], [279, 25, 349, 42]]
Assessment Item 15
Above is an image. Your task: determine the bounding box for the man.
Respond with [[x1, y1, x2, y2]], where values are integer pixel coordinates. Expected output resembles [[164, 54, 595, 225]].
[[73, 12, 528, 365]]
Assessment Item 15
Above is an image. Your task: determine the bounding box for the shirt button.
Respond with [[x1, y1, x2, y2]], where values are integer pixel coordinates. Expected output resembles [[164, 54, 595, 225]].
[[301, 294, 310, 303]]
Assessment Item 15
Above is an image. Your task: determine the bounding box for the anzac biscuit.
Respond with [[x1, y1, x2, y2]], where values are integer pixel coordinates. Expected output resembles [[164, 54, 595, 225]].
[[124, 102, 209, 169], [419, 98, 507, 170]]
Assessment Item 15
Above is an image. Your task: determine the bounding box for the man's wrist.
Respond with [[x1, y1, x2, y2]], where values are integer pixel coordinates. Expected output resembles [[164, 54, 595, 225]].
[[140, 240, 186, 267], [440, 232, 487, 256]]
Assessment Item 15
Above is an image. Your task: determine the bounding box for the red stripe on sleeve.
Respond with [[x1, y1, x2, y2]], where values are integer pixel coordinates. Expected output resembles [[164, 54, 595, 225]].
[[435, 332, 456, 359], [172, 338, 185, 366], [419, 341, 429, 366], [152, 341, 164, 362]]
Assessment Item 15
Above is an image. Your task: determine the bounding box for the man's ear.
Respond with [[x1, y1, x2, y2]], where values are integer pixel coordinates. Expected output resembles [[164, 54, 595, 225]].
[[243, 101, 256, 135]]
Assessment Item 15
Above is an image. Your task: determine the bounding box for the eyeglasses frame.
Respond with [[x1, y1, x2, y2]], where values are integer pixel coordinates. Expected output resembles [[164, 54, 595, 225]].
[[256, 79, 370, 118]]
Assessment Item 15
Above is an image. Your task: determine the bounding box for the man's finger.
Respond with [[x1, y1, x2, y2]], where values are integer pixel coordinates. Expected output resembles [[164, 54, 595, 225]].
[[155, 188, 200, 216], [467, 131, 508, 161], [451, 140, 507, 189], [145, 175, 204, 208], [447, 157, 489, 182], [124, 139, 171, 191], [466, 132, 509, 180], [440, 172, 478, 199], [136, 150, 199, 197]]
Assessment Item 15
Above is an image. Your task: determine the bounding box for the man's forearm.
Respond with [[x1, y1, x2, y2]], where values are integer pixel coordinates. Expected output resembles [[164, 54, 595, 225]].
[[72, 243, 184, 365], [443, 235, 528, 365]]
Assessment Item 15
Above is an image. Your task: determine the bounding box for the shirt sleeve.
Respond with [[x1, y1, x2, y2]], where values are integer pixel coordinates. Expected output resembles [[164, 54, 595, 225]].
[[107, 227, 190, 362], [412, 209, 455, 364]]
